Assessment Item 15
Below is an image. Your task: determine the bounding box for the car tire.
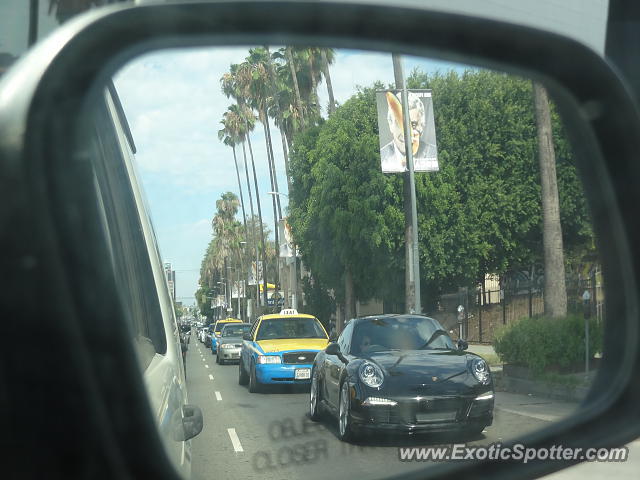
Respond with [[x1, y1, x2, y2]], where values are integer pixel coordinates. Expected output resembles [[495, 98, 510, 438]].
[[238, 359, 249, 385], [338, 380, 356, 442], [309, 367, 323, 421], [249, 362, 262, 393]]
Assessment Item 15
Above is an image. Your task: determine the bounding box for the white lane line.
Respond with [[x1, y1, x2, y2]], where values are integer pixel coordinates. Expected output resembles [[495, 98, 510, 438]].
[[208, 374, 214, 381], [205, 364, 209, 368], [227, 428, 244, 452], [215, 391, 222, 401]]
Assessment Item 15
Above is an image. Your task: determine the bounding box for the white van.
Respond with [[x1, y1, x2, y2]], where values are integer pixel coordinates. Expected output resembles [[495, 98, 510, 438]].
[[85, 81, 202, 477]]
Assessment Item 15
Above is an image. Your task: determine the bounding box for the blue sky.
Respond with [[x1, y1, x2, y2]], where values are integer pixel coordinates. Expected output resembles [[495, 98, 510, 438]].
[[114, 48, 461, 304]]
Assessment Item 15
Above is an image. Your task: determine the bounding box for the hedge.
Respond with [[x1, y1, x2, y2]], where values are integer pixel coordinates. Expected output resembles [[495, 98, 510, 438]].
[[493, 314, 603, 374]]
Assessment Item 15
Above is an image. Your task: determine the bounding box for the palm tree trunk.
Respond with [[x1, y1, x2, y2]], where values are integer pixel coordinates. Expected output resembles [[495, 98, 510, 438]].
[[286, 46, 305, 129], [309, 54, 318, 116], [241, 140, 259, 318], [261, 111, 281, 298], [246, 125, 269, 308], [231, 145, 248, 238], [533, 82, 567, 318], [280, 129, 291, 192], [321, 49, 336, 115]]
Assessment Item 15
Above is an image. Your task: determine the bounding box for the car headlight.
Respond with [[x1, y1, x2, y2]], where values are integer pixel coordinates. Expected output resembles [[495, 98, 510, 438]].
[[470, 358, 491, 385], [359, 361, 384, 388], [257, 355, 281, 364]]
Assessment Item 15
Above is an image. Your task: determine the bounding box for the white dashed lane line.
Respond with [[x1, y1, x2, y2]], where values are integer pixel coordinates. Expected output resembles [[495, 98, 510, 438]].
[[227, 428, 243, 452], [205, 364, 209, 368], [215, 391, 222, 401], [208, 374, 214, 381]]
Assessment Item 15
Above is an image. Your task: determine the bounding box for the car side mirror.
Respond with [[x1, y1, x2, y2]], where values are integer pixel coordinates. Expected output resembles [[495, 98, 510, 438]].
[[171, 404, 203, 441], [457, 339, 468, 351], [325, 342, 341, 356], [242, 333, 252, 341]]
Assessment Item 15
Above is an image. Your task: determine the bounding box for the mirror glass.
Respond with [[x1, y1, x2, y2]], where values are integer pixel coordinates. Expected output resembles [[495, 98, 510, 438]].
[[83, 45, 604, 477]]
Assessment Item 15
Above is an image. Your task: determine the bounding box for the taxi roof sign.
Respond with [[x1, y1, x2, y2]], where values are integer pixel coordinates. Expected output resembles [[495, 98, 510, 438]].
[[279, 309, 299, 315]]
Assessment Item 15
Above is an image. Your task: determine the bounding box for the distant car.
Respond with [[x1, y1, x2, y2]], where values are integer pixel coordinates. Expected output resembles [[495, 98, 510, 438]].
[[309, 314, 494, 442], [210, 318, 243, 354], [239, 309, 329, 392], [216, 323, 251, 365]]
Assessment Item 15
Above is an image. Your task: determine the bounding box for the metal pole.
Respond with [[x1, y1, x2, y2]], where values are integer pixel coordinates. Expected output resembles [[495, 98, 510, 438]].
[[392, 53, 421, 315]]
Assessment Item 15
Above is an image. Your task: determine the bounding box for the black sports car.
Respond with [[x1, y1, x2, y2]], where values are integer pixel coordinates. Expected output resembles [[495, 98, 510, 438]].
[[309, 314, 494, 441]]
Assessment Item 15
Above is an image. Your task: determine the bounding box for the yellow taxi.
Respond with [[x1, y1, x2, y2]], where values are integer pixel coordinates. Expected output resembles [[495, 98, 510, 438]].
[[238, 309, 329, 392]]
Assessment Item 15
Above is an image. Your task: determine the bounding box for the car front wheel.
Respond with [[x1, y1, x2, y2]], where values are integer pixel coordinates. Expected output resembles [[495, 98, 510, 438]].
[[249, 361, 262, 393], [309, 368, 323, 421], [338, 380, 356, 442]]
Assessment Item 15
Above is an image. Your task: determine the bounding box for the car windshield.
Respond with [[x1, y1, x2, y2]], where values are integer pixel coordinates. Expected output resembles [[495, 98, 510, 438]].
[[352, 317, 455, 354], [256, 318, 327, 341], [222, 325, 249, 337]]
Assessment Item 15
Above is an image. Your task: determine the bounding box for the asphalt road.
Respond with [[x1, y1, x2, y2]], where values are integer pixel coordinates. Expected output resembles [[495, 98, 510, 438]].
[[185, 337, 578, 480]]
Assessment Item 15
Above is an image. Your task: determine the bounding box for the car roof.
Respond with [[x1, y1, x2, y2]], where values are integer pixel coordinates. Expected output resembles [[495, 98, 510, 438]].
[[259, 313, 319, 321], [220, 322, 250, 328], [349, 314, 439, 324]]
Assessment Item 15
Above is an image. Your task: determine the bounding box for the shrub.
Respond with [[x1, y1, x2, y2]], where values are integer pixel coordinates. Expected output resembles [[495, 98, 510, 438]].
[[494, 314, 602, 374]]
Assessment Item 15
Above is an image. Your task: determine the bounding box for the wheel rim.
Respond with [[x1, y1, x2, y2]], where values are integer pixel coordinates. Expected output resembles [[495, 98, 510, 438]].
[[310, 371, 318, 415], [339, 382, 349, 436]]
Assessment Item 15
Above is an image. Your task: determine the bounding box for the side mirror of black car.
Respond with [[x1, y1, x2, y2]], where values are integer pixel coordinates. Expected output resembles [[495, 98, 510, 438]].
[[457, 339, 468, 351], [242, 333, 252, 341], [325, 342, 341, 356]]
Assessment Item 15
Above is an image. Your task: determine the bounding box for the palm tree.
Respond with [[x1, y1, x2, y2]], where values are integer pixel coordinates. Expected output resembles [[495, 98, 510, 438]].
[[218, 111, 248, 245], [236, 49, 283, 279], [221, 64, 270, 307], [285, 46, 305, 129], [319, 48, 337, 115]]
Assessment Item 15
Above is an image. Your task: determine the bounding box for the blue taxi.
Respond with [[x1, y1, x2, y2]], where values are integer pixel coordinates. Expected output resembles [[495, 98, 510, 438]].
[[238, 309, 329, 392]]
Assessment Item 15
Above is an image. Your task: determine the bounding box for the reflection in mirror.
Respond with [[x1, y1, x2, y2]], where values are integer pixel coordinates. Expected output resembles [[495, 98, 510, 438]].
[[83, 45, 603, 478]]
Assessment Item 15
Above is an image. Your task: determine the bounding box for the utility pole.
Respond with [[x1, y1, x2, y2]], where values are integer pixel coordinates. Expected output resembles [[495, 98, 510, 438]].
[[392, 54, 422, 314]]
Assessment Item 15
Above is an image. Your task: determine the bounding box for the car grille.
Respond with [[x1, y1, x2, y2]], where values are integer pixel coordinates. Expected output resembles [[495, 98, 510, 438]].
[[367, 398, 470, 425], [282, 351, 317, 364]]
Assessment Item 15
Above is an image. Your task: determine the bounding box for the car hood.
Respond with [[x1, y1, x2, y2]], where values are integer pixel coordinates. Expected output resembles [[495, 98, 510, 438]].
[[218, 336, 243, 345], [257, 338, 328, 353], [364, 350, 470, 385]]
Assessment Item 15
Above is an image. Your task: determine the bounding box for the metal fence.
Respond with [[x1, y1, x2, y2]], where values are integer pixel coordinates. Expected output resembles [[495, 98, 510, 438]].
[[432, 268, 605, 344]]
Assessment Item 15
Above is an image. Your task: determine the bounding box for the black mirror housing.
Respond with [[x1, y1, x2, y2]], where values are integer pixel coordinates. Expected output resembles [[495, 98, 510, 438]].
[[457, 339, 468, 351], [325, 342, 341, 356]]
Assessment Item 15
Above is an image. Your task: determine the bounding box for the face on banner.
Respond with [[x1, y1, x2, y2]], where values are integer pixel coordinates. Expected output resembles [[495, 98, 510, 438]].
[[376, 89, 439, 173]]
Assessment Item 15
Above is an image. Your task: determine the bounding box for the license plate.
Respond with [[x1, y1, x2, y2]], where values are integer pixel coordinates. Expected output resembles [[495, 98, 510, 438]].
[[295, 368, 311, 380], [416, 411, 457, 423]]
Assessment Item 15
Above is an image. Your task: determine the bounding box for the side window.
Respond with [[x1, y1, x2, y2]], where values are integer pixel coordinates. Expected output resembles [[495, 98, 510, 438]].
[[249, 318, 261, 339], [84, 86, 167, 369], [338, 321, 354, 354]]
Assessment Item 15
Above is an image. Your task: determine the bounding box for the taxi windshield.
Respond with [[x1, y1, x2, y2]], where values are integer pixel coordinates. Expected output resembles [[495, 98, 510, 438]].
[[256, 318, 327, 341], [222, 325, 249, 337]]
